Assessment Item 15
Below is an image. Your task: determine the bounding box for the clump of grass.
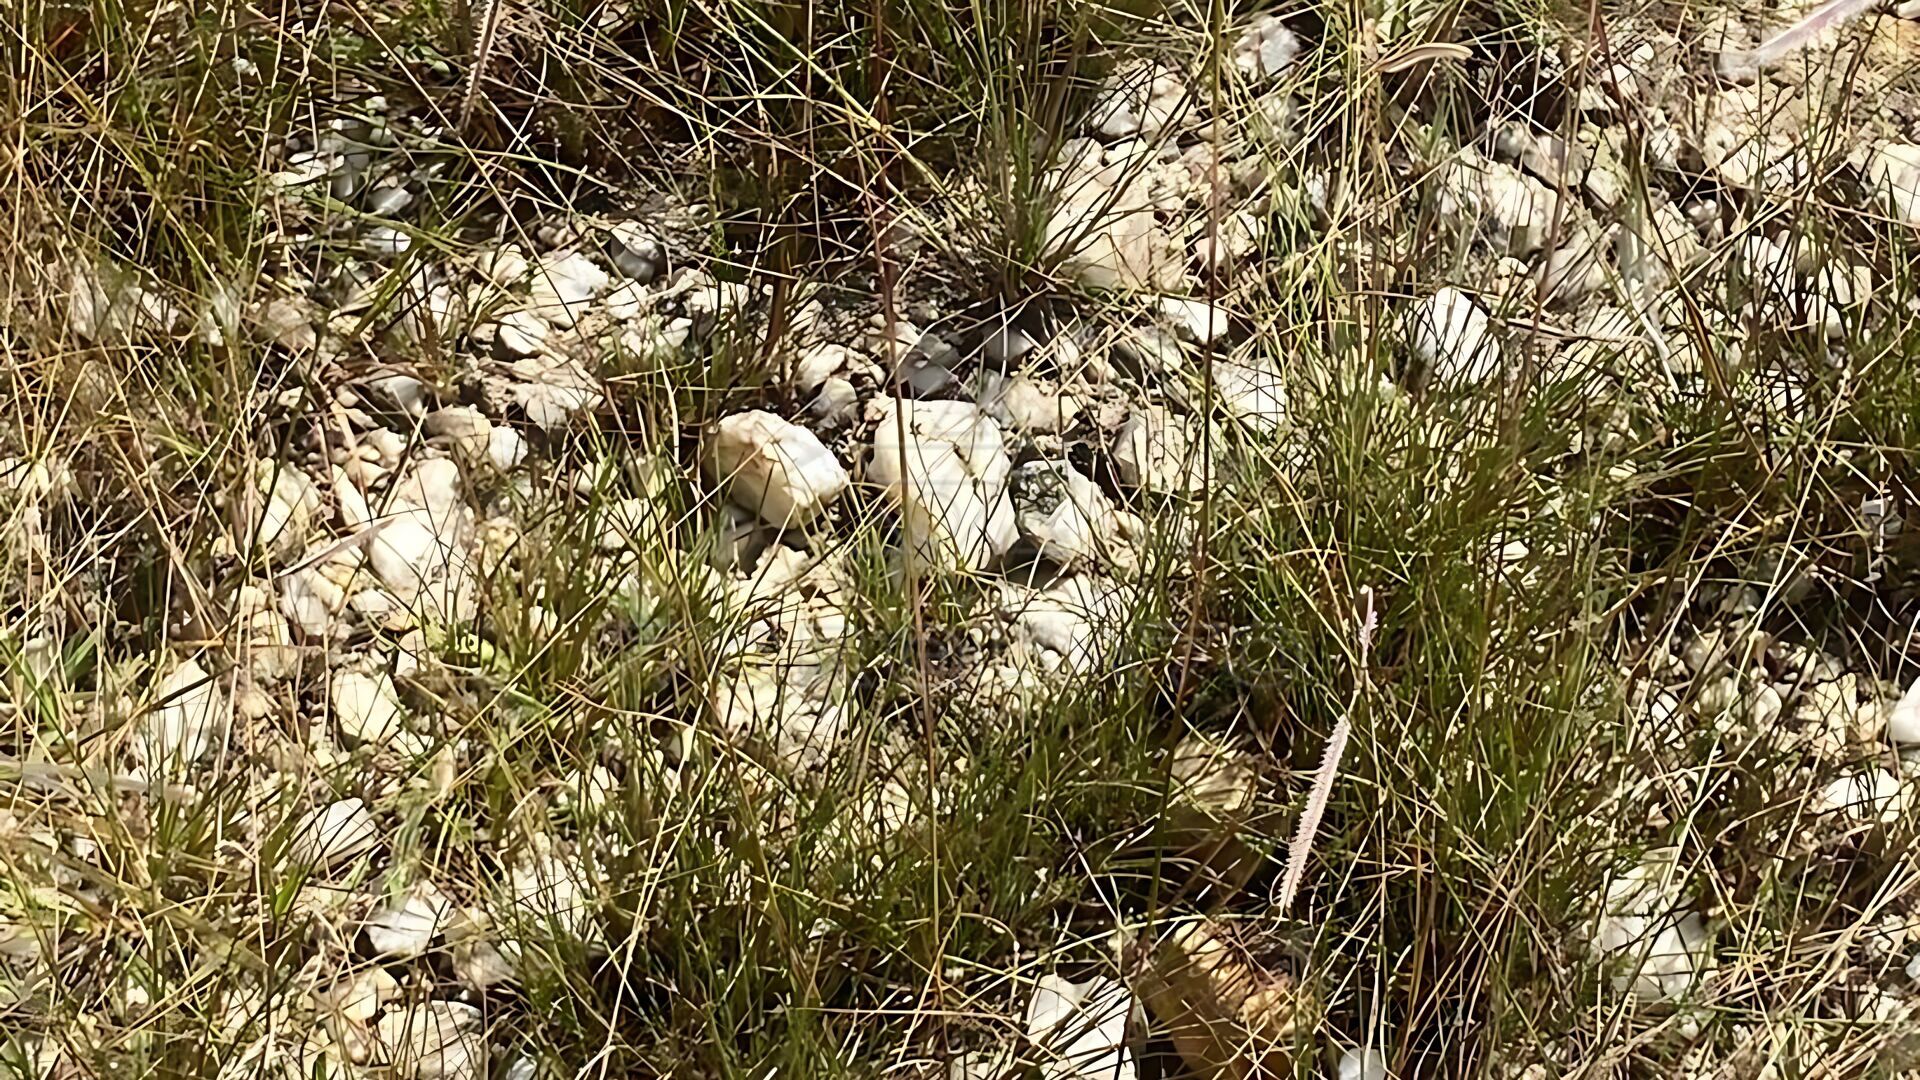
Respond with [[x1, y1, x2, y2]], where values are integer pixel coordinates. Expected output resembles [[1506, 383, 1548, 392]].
[[4, 0, 1920, 1076]]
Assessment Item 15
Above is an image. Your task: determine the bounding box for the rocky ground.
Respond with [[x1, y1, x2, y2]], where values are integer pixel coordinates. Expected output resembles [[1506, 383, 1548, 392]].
[[3, 0, 1920, 1076]]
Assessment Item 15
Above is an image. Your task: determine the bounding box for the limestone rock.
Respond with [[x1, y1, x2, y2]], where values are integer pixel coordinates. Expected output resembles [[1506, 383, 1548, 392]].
[[289, 798, 378, 870], [525, 252, 608, 327], [365, 461, 478, 624], [704, 411, 849, 529], [1888, 677, 1920, 744], [1024, 974, 1135, 1080], [1338, 1049, 1389, 1080], [280, 543, 363, 638], [372, 1000, 484, 1080], [1001, 576, 1131, 675], [364, 883, 453, 959], [1588, 848, 1712, 1002], [331, 668, 420, 754], [1407, 287, 1501, 386], [491, 310, 549, 360], [1009, 460, 1117, 567], [425, 407, 492, 462], [1112, 407, 1207, 495], [252, 459, 323, 558], [1816, 769, 1903, 824], [977, 372, 1080, 434], [867, 400, 1017, 571], [1047, 143, 1188, 292], [1089, 61, 1185, 140], [1232, 15, 1302, 81], [1865, 143, 1920, 227], [1437, 149, 1559, 257], [144, 656, 228, 771], [1159, 297, 1229, 345], [711, 662, 849, 771]]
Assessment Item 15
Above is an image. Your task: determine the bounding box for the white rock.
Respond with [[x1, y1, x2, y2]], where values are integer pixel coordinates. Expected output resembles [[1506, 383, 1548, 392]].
[[868, 400, 1018, 571], [1536, 223, 1614, 305], [1437, 150, 1559, 257], [253, 459, 322, 558], [486, 427, 528, 472], [1009, 461, 1116, 567], [492, 309, 550, 359], [60, 258, 181, 344], [977, 373, 1079, 434], [1024, 973, 1135, 1080], [269, 151, 334, 191], [365, 184, 413, 217], [361, 226, 411, 258], [391, 454, 461, 516], [451, 933, 518, 991], [366, 373, 428, 415], [236, 586, 299, 683], [393, 275, 465, 349], [1888, 677, 1920, 744], [525, 252, 608, 327], [507, 354, 603, 432], [477, 244, 529, 287], [983, 324, 1039, 366], [373, 999, 484, 1080], [1233, 15, 1302, 81], [1701, 89, 1806, 191], [1206, 358, 1288, 431], [1618, 201, 1704, 292], [144, 657, 227, 770], [1338, 1048, 1389, 1080], [601, 281, 654, 322], [1408, 287, 1502, 386], [331, 669, 414, 751], [1158, 297, 1229, 344], [793, 343, 855, 397], [1112, 407, 1206, 495], [808, 377, 861, 427], [424, 407, 492, 461], [1816, 769, 1903, 824], [1865, 143, 1920, 227], [0, 457, 73, 503], [506, 840, 595, 943], [253, 294, 316, 349], [711, 663, 849, 771], [1047, 145, 1187, 292], [364, 463, 476, 623], [605, 221, 662, 280], [704, 411, 849, 529], [1004, 576, 1130, 674], [1089, 61, 1185, 139], [280, 548, 357, 638], [289, 798, 378, 870], [364, 884, 453, 958], [1589, 848, 1711, 1002], [360, 427, 410, 469], [315, 967, 400, 1026], [367, 515, 476, 622]]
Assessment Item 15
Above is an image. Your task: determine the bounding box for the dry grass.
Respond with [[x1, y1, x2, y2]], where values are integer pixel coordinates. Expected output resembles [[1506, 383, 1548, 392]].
[[2, 0, 1919, 1077]]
